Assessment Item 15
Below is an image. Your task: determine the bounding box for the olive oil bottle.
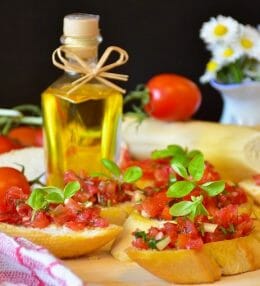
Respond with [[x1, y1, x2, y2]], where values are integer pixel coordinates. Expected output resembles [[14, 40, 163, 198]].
[[42, 14, 123, 187]]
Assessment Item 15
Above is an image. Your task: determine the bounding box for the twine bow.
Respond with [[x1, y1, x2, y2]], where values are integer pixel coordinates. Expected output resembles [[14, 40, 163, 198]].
[[52, 46, 129, 94]]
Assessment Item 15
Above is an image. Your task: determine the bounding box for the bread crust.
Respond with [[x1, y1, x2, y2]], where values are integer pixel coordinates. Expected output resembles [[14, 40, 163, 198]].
[[0, 222, 122, 258], [127, 220, 260, 284]]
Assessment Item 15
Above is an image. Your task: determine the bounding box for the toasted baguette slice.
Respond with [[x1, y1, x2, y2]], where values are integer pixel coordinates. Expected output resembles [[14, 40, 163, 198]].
[[127, 247, 221, 284], [111, 211, 162, 261], [111, 204, 254, 262], [0, 222, 122, 258], [127, 221, 260, 284], [100, 202, 134, 225]]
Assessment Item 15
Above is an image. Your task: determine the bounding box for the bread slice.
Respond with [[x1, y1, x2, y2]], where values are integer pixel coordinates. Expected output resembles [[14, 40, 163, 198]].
[[100, 202, 134, 225], [127, 247, 221, 284], [111, 211, 162, 261], [0, 222, 122, 258], [127, 220, 260, 284]]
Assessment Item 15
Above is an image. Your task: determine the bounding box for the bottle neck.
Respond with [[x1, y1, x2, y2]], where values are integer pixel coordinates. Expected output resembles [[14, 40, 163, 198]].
[[61, 35, 102, 68]]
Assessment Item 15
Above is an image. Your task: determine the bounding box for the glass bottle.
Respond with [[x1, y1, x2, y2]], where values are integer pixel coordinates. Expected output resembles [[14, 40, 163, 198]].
[[42, 14, 123, 187]]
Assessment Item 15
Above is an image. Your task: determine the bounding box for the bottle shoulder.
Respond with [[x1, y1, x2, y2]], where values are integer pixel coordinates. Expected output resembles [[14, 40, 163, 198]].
[[42, 73, 122, 104]]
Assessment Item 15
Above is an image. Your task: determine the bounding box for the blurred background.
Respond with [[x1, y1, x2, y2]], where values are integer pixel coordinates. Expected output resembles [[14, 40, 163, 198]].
[[0, 0, 259, 121]]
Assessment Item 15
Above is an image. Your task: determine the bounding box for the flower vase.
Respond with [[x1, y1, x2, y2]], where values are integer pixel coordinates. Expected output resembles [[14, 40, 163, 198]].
[[210, 81, 260, 126]]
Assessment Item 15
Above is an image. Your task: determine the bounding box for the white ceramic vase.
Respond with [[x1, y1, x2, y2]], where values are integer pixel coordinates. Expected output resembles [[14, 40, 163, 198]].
[[211, 80, 260, 126]]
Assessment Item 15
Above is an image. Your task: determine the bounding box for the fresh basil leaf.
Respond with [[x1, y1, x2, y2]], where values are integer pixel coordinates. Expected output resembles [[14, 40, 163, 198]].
[[187, 150, 202, 159], [91, 172, 111, 178], [169, 201, 193, 216], [27, 189, 48, 211], [172, 153, 189, 168], [151, 148, 174, 159], [123, 166, 143, 183], [201, 180, 225, 196], [167, 181, 195, 198], [196, 202, 209, 216], [151, 145, 185, 159], [188, 153, 205, 181], [64, 181, 81, 199], [45, 188, 64, 204], [167, 145, 186, 157], [188, 205, 198, 220], [171, 160, 188, 178], [101, 159, 121, 177]]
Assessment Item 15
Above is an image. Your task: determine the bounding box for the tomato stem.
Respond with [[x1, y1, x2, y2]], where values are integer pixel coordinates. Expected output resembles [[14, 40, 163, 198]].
[[0, 105, 42, 134]]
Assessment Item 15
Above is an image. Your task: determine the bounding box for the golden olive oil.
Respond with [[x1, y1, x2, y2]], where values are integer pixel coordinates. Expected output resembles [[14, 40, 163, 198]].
[[42, 83, 122, 187]]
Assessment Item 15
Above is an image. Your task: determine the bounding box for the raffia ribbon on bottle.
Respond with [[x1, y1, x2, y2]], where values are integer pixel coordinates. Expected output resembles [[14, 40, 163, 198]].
[[52, 45, 129, 94]]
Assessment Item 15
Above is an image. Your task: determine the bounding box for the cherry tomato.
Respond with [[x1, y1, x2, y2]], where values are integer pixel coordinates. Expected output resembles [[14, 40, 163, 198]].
[[0, 135, 21, 154], [0, 167, 30, 199], [8, 126, 43, 147], [0, 167, 30, 211], [145, 74, 201, 121]]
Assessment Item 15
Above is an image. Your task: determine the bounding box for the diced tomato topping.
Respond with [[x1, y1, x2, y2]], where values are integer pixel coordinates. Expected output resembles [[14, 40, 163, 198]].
[[203, 229, 227, 243], [176, 233, 203, 250], [51, 205, 76, 225], [198, 162, 221, 184], [214, 204, 238, 228], [30, 212, 51, 228], [132, 238, 149, 250], [65, 221, 86, 231], [141, 191, 170, 218], [160, 206, 172, 220]]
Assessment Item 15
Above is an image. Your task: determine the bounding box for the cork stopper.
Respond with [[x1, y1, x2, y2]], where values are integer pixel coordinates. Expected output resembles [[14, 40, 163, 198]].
[[63, 13, 100, 38]]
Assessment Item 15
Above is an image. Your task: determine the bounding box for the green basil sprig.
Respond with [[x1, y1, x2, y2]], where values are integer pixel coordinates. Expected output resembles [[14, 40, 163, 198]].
[[170, 195, 208, 220], [92, 159, 143, 184], [152, 144, 226, 221], [27, 181, 81, 212]]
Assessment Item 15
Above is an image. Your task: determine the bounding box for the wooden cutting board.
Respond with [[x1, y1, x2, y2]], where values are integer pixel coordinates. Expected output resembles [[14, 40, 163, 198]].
[[64, 252, 260, 286]]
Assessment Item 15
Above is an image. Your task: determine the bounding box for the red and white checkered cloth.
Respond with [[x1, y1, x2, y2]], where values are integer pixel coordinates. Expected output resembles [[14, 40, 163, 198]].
[[0, 232, 84, 286]]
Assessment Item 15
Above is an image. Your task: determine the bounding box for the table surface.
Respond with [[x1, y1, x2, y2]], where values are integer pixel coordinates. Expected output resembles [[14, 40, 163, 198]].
[[64, 251, 260, 286]]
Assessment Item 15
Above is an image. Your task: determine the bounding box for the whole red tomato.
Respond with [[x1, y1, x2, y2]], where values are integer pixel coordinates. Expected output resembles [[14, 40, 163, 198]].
[[0, 167, 30, 199], [0, 136, 21, 154], [144, 74, 201, 121], [8, 126, 43, 147]]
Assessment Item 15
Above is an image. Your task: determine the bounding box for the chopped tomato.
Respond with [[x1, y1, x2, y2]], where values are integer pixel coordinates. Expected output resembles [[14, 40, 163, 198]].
[[0, 168, 30, 212], [176, 233, 203, 250], [31, 212, 51, 228], [214, 204, 238, 228], [141, 191, 170, 218], [198, 162, 221, 184], [132, 238, 149, 250], [160, 206, 172, 220], [51, 205, 76, 225], [65, 221, 86, 231]]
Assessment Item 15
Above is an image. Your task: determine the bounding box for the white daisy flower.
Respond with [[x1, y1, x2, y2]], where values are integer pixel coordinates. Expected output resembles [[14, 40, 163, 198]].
[[200, 59, 223, 83], [213, 44, 244, 64], [200, 15, 240, 45], [235, 25, 260, 60]]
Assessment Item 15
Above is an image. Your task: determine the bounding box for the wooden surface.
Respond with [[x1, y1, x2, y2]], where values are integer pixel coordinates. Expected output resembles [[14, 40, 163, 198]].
[[64, 252, 260, 286]]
